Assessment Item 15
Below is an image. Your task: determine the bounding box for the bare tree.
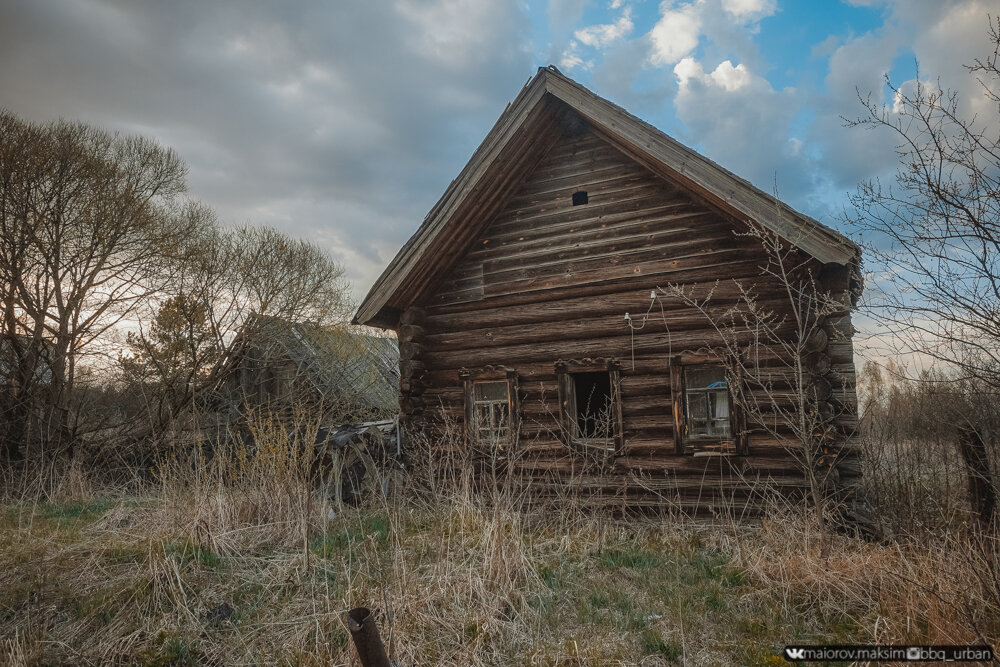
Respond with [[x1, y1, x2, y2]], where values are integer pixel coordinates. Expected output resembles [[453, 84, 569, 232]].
[[846, 17, 1000, 531], [0, 110, 197, 459]]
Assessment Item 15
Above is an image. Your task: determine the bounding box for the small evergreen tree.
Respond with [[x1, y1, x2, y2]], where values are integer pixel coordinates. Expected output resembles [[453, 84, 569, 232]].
[[123, 294, 219, 430]]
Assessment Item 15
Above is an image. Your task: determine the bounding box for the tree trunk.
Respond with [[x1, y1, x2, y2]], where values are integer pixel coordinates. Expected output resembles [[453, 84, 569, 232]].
[[1, 392, 26, 461], [958, 426, 997, 534]]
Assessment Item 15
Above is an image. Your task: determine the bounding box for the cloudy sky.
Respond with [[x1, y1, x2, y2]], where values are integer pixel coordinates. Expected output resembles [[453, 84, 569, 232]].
[[1, 0, 997, 306]]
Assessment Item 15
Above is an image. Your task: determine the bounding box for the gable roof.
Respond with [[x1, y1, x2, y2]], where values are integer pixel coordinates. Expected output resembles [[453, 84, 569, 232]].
[[354, 66, 860, 329]]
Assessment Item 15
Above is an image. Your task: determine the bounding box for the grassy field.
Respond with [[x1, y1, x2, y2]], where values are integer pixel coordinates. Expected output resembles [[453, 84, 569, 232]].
[[2, 459, 997, 666]]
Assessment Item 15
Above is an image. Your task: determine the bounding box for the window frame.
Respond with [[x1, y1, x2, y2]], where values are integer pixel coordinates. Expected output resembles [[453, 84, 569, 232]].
[[460, 366, 519, 454], [669, 355, 747, 456], [556, 358, 624, 455]]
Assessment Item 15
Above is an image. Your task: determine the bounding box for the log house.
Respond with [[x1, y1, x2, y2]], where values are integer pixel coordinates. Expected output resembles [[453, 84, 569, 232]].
[[354, 67, 866, 522]]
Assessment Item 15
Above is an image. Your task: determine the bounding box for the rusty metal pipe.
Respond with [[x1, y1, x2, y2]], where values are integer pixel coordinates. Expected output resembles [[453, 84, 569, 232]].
[[346, 607, 390, 667]]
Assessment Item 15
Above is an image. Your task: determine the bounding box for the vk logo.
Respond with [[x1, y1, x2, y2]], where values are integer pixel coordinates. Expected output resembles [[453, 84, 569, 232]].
[[784, 647, 806, 660]]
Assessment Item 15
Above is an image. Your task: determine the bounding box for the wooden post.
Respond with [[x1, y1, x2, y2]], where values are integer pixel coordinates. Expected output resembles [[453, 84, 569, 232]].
[[346, 607, 390, 667]]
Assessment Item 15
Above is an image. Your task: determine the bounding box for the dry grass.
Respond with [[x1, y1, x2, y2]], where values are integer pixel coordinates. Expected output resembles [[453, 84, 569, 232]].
[[1, 431, 998, 665]]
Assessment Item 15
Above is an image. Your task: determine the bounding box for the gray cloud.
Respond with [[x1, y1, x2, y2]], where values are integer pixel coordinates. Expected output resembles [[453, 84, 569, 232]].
[[808, 30, 902, 191], [0, 0, 535, 302]]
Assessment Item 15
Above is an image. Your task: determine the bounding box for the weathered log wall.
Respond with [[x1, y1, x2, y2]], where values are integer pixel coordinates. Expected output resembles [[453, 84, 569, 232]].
[[397, 126, 862, 517]]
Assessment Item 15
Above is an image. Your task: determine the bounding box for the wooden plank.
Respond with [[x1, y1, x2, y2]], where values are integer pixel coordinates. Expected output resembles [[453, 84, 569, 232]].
[[496, 181, 669, 220], [421, 321, 796, 369], [466, 209, 713, 267], [488, 191, 688, 236], [422, 295, 800, 352], [427, 262, 772, 322], [423, 280, 790, 329], [474, 206, 703, 261], [478, 229, 739, 284]]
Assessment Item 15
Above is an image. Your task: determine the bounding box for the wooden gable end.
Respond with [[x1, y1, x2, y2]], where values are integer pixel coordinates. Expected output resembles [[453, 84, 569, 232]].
[[423, 125, 770, 310]]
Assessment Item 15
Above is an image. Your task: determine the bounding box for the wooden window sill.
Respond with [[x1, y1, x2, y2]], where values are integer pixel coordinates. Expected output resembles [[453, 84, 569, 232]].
[[569, 438, 616, 454], [686, 440, 738, 457]]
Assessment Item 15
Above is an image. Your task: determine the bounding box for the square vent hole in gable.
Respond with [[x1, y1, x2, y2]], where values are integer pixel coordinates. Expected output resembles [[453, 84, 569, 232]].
[[572, 190, 588, 206]]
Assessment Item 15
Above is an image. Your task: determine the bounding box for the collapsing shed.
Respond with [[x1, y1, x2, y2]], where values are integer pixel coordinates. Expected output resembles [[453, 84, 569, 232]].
[[354, 66, 865, 520], [215, 315, 399, 423]]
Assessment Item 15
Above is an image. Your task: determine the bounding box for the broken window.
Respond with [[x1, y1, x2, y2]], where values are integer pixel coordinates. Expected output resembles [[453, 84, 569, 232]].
[[670, 361, 745, 455], [556, 360, 623, 454], [472, 381, 511, 447], [461, 368, 518, 452], [684, 367, 731, 438], [572, 372, 613, 439]]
